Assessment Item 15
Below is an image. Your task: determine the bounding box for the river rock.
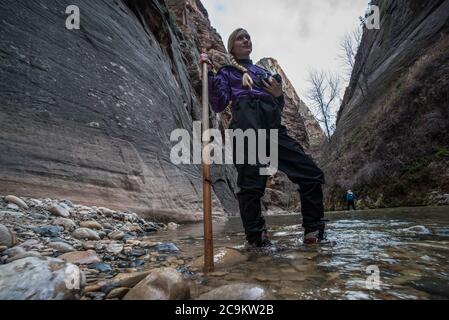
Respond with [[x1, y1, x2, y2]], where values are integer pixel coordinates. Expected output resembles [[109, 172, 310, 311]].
[[30, 212, 49, 220], [110, 270, 153, 288], [0, 257, 84, 300], [88, 262, 112, 273], [123, 268, 190, 300], [191, 248, 247, 270], [142, 223, 158, 233], [106, 243, 124, 255], [48, 204, 70, 218], [33, 225, 64, 237], [59, 250, 101, 265], [7, 203, 20, 210], [106, 287, 130, 299], [108, 230, 125, 240], [197, 284, 274, 300], [15, 239, 41, 251], [103, 223, 114, 230], [5, 195, 29, 209], [6, 250, 42, 263], [155, 243, 179, 253], [401, 226, 432, 235], [122, 223, 143, 233], [80, 220, 102, 230], [72, 228, 100, 240], [53, 218, 77, 231], [167, 222, 179, 231], [49, 242, 76, 253], [98, 207, 115, 217], [127, 247, 146, 257], [0, 224, 16, 248], [3, 246, 25, 257], [58, 202, 71, 211]]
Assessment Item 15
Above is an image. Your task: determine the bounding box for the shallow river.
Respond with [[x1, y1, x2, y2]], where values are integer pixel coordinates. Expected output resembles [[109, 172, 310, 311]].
[[145, 206, 449, 300]]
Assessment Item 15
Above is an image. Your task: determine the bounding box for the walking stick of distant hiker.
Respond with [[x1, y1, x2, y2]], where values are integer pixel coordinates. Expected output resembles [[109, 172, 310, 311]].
[[201, 50, 214, 273]]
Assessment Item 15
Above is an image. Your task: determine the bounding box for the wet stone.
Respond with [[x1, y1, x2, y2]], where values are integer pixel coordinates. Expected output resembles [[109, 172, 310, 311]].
[[5, 195, 29, 210], [127, 248, 146, 257], [6, 251, 42, 263], [33, 225, 64, 237], [129, 259, 145, 268], [143, 224, 158, 233], [48, 204, 70, 218], [80, 220, 102, 230], [103, 255, 115, 262], [108, 230, 125, 240], [30, 213, 49, 220], [59, 250, 102, 265], [106, 287, 129, 299], [72, 228, 100, 241], [53, 218, 77, 231], [88, 262, 113, 274], [117, 261, 129, 268], [84, 292, 106, 300], [410, 277, 449, 298], [49, 242, 75, 253], [156, 243, 179, 253], [7, 203, 20, 210], [106, 243, 123, 255]]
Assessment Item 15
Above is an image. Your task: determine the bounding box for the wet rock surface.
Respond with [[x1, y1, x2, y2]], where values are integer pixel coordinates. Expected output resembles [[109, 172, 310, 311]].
[[123, 268, 190, 300], [0, 257, 84, 300]]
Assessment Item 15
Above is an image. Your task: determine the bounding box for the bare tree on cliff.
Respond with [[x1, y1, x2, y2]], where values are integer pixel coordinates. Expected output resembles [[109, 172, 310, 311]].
[[306, 70, 341, 140], [339, 27, 363, 78]]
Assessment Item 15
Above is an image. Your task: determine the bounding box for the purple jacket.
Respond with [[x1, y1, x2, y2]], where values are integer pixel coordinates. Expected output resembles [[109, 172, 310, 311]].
[[208, 60, 285, 113]]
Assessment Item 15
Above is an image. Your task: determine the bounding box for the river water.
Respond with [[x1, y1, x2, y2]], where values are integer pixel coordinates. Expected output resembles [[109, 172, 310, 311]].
[[145, 206, 449, 300]]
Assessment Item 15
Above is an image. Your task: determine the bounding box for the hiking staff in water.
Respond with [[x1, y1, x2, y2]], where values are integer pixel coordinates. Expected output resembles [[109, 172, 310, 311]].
[[200, 28, 327, 247], [201, 50, 214, 272]]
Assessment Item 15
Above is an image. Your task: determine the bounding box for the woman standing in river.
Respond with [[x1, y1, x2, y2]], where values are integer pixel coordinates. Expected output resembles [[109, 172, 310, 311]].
[[200, 28, 327, 248]]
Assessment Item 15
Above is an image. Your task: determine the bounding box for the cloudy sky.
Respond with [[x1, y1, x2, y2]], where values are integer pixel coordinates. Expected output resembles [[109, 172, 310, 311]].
[[201, 0, 369, 101]]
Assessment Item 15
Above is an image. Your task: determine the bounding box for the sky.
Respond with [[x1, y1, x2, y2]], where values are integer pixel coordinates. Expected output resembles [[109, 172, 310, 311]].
[[201, 0, 369, 105]]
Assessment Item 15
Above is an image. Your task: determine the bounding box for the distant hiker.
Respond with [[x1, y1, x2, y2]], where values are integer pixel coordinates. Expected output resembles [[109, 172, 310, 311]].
[[199, 28, 327, 247], [346, 190, 357, 211]]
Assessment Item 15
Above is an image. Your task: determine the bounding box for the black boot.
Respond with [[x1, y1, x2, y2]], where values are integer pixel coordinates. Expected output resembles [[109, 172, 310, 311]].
[[303, 225, 326, 244]]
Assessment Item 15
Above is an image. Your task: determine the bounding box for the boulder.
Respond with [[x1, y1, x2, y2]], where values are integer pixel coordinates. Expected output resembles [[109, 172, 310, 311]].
[[0, 257, 84, 300], [123, 268, 190, 300]]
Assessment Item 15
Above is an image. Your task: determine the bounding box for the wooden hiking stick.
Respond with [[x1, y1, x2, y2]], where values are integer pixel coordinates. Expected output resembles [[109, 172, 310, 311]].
[[201, 53, 214, 273]]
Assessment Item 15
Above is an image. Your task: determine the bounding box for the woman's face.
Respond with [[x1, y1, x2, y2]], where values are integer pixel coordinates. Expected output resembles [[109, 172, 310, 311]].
[[232, 30, 252, 59]]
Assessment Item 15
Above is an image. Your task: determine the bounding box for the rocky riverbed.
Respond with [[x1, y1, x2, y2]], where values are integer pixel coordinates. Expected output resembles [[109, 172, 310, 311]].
[[3, 195, 449, 300], [0, 195, 193, 299], [0, 194, 271, 300]]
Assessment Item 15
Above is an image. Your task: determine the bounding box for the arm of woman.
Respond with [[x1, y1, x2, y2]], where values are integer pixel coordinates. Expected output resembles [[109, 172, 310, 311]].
[[208, 69, 232, 113]]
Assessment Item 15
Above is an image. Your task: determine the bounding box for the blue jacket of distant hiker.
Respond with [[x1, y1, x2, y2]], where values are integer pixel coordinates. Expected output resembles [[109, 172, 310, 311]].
[[346, 192, 356, 202], [208, 59, 285, 113]]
